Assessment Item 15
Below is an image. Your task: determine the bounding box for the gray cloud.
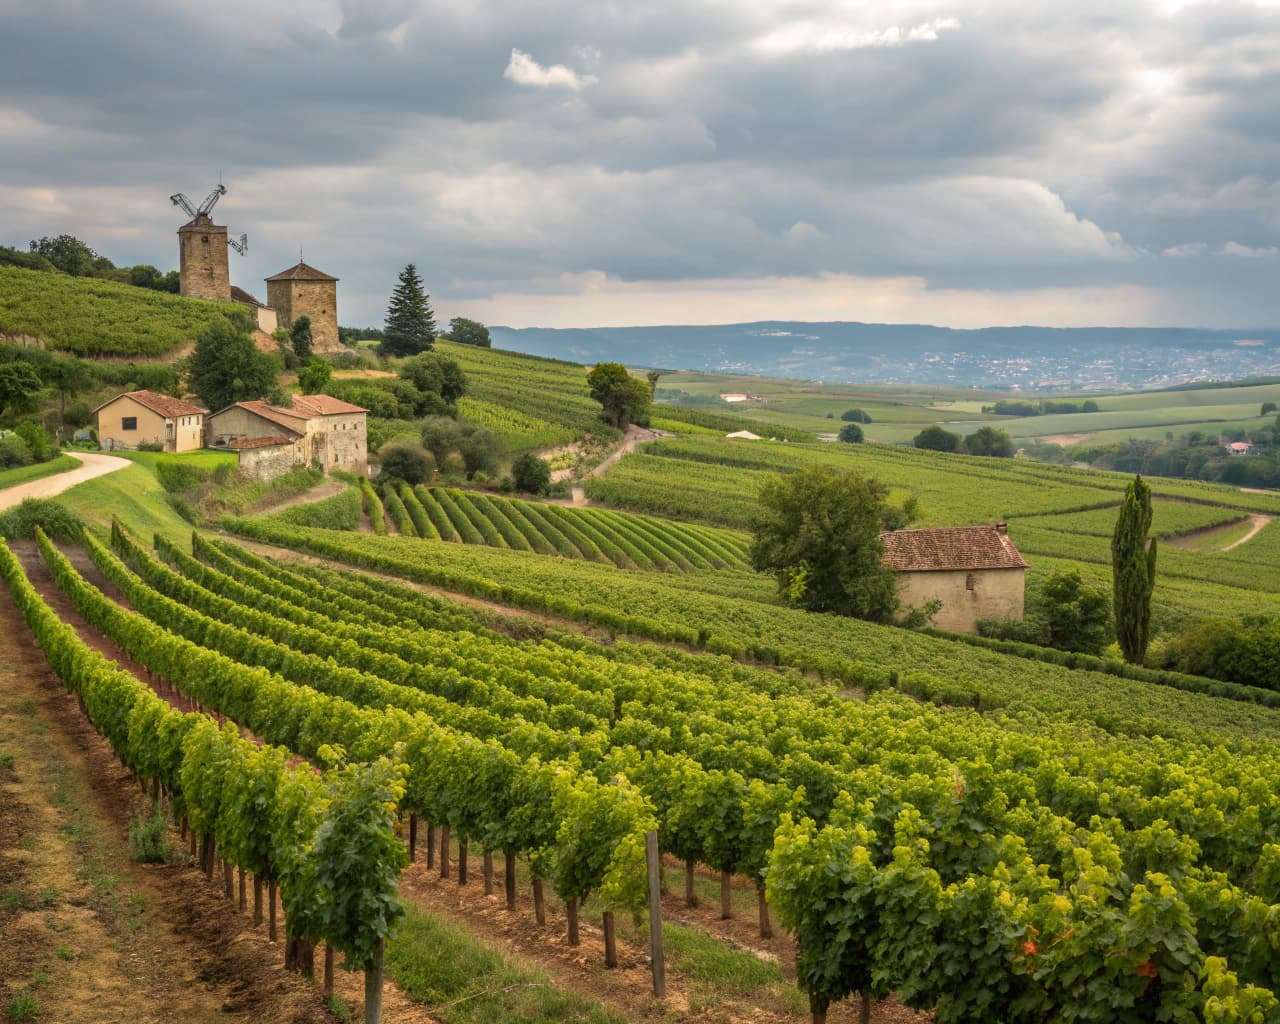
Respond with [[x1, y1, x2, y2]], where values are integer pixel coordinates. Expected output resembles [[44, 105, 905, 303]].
[[1, 0, 1278, 328]]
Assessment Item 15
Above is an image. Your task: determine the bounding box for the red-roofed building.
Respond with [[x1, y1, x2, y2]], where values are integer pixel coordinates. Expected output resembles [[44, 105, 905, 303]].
[[206, 393, 367, 480], [92, 390, 208, 453], [880, 523, 1028, 634]]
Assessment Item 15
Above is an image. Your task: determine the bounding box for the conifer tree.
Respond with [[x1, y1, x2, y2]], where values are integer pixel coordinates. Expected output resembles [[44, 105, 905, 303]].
[[1111, 474, 1157, 663], [380, 264, 435, 357]]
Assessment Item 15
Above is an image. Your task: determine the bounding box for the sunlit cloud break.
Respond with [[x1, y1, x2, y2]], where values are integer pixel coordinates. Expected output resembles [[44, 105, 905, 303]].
[[504, 48, 598, 90], [756, 16, 960, 55]]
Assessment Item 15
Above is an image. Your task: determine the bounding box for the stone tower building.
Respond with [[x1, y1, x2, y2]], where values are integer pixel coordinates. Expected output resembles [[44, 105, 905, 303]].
[[265, 262, 340, 352], [177, 213, 231, 301]]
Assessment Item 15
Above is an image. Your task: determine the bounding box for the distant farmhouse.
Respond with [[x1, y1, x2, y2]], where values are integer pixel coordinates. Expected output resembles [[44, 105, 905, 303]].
[[881, 523, 1028, 634], [93, 390, 207, 453], [1226, 441, 1257, 456], [206, 394, 368, 480]]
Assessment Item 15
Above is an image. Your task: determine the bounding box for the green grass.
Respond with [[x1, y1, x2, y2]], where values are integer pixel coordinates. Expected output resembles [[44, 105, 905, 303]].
[[56, 462, 194, 546], [6, 989, 39, 1021], [113, 450, 238, 472], [0, 264, 243, 356], [0, 454, 79, 492], [385, 905, 625, 1024]]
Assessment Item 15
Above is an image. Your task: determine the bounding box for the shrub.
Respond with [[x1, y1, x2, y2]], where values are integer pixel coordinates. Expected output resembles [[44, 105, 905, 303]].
[[439, 450, 467, 480], [137, 440, 164, 452], [0, 499, 85, 542], [837, 422, 864, 443], [378, 441, 434, 485], [0, 434, 33, 468], [63, 400, 92, 428], [510, 452, 551, 494], [14, 421, 55, 462], [154, 460, 212, 493], [840, 408, 872, 423], [128, 807, 171, 863]]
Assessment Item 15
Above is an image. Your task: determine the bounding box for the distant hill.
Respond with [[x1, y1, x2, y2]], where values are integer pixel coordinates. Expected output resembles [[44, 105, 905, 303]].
[[0, 265, 242, 358], [489, 321, 1280, 391]]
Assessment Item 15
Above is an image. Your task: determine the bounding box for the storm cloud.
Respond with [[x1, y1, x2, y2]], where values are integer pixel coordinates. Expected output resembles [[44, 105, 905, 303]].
[[1, 0, 1278, 328]]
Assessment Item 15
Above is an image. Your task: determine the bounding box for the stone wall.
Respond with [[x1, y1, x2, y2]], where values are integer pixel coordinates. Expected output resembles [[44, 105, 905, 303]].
[[178, 215, 231, 301], [894, 567, 1025, 634], [237, 442, 305, 482], [313, 412, 367, 474], [266, 280, 339, 352]]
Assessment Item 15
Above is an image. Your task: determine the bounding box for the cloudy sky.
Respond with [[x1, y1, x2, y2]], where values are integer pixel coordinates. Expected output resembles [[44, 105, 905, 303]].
[[2, 0, 1278, 329]]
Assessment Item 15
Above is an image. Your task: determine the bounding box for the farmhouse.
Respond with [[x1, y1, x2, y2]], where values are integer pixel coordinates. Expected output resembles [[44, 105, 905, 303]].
[[880, 523, 1028, 634], [206, 394, 368, 480], [93, 390, 207, 453]]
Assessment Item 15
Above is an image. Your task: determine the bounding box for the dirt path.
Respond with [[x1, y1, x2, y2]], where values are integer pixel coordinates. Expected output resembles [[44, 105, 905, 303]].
[[548, 425, 670, 485], [0, 574, 336, 1024], [1222, 513, 1273, 552], [1164, 513, 1273, 553], [255, 476, 348, 515], [0, 452, 130, 511]]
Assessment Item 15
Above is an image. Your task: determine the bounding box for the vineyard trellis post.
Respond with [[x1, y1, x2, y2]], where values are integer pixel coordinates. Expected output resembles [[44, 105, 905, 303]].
[[646, 830, 665, 999]]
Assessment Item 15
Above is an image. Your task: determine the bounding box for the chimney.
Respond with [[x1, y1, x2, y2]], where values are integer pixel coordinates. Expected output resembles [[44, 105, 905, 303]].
[[994, 522, 1008, 535]]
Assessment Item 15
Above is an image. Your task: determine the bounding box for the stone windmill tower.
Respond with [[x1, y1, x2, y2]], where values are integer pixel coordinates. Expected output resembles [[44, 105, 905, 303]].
[[169, 184, 247, 302]]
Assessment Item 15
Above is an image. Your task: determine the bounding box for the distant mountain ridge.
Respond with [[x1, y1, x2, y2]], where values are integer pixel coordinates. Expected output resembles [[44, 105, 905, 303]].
[[488, 321, 1280, 391]]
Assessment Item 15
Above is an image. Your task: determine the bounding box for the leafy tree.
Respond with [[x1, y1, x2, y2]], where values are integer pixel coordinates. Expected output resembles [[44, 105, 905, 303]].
[[510, 452, 551, 494], [749, 466, 901, 621], [398, 352, 466, 406], [446, 317, 491, 347], [0, 245, 57, 272], [1262, 402, 1277, 416], [965, 426, 1015, 458], [646, 370, 661, 398], [290, 315, 313, 360], [1037, 569, 1111, 654], [297, 357, 333, 394], [41, 355, 93, 425], [29, 234, 98, 276], [189, 315, 278, 412], [1112, 474, 1158, 663], [0, 362, 43, 417], [913, 424, 963, 452], [380, 264, 435, 357], [837, 422, 864, 443], [841, 408, 872, 424], [377, 441, 434, 485], [587, 362, 650, 429]]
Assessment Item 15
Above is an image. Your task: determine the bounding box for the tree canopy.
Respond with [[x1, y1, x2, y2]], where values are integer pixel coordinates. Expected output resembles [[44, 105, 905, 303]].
[[446, 317, 491, 347], [913, 425, 964, 452], [189, 315, 278, 412], [965, 426, 1016, 458], [297, 357, 333, 394], [511, 452, 551, 494], [1112, 474, 1157, 663], [380, 264, 436, 357], [290, 315, 313, 360], [749, 466, 904, 621], [587, 362, 650, 429], [0, 362, 43, 418], [837, 422, 864, 443]]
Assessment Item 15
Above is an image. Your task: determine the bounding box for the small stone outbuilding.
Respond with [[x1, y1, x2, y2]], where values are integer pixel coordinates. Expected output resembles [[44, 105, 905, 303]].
[[206, 394, 367, 480], [880, 523, 1028, 634], [265, 262, 340, 353], [93, 390, 208, 453]]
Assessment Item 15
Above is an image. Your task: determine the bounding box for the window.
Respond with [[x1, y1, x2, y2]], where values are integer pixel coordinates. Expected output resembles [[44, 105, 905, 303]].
[[122, 416, 137, 431], [965, 573, 977, 591]]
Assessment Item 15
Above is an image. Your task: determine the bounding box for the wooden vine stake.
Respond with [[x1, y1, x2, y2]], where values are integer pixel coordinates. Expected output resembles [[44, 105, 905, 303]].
[[720, 869, 733, 919], [603, 911, 617, 968], [504, 852, 517, 910], [426, 824, 436, 869], [685, 858, 697, 907], [439, 825, 451, 879], [646, 830, 665, 999], [364, 940, 384, 1024], [408, 814, 417, 862], [482, 849, 494, 895]]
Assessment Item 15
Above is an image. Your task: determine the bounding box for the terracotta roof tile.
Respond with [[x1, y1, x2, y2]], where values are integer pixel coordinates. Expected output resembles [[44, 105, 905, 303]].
[[880, 525, 1028, 572], [210, 400, 307, 435], [291, 394, 367, 416], [93, 390, 207, 419], [230, 285, 267, 308], [265, 261, 338, 283]]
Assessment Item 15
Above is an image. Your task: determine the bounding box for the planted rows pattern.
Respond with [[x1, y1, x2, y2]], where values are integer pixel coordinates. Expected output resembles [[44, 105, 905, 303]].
[[81, 526, 1280, 1021]]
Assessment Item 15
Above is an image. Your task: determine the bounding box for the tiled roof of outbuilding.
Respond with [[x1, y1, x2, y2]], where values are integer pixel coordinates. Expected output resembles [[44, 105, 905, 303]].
[[93, 390, 207, 418], [880, 524, 1028, 572], [291, 394, 367, 416]]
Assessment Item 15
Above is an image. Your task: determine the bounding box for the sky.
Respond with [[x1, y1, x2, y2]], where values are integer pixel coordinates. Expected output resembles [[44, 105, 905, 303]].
[[1, 0, 1278, 330]]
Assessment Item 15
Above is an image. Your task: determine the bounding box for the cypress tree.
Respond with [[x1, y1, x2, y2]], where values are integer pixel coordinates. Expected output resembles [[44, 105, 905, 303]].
[[380, 264, 435, 357], [1111, 474, 1157, 663]]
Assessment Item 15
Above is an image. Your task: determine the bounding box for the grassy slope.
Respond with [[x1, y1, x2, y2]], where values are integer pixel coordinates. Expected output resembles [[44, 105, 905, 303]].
[[0, 265, 242, 357], [0, 453, 79, 490]]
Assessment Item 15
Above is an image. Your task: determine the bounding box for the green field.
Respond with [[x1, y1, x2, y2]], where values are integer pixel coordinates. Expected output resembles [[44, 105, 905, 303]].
[[0, 264, 246, 356], [0, 453, 79, 491]]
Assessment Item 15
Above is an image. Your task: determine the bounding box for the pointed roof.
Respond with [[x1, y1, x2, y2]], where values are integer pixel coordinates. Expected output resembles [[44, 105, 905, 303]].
[[880, 524, 1028, 572], [265, 261, 338, 283], [230, 285, 267, 308], [210, 400, 307, 435], [92, 389, 207, 418]]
